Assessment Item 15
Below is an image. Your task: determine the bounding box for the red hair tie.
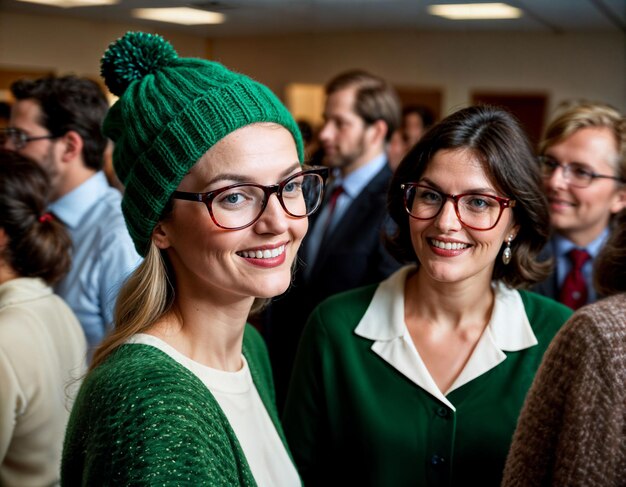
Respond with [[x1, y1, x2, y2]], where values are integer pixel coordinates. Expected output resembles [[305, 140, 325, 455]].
[[39, 213, 54, 223]]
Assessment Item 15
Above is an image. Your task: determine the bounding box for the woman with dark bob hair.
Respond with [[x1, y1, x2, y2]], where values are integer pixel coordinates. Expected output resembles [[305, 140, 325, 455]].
[[283, 105, 573, 486]]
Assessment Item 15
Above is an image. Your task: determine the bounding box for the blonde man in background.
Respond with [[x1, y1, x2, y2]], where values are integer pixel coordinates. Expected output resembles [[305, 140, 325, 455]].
[[533, 101, 625, 309]]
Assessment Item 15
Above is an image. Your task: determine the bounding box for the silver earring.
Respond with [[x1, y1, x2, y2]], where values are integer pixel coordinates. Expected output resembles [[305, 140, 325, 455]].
[[502, 235, 513, 265]]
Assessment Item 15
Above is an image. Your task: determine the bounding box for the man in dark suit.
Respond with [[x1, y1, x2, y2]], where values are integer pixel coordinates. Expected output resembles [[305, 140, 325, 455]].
[[263, 70, 402, 408], [532, 101, 625, 309]]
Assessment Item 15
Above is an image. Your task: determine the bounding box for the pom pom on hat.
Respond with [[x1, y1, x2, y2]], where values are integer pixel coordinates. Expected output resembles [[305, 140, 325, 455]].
[[101, 31, 304, 256], [101, 32, 178, 97]]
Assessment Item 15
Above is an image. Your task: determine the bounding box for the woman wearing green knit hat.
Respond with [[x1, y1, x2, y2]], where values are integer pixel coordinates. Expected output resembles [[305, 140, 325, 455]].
[[61, 31, 327, 485]]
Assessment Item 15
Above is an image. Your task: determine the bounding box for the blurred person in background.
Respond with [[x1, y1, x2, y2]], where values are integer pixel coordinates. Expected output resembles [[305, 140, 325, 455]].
[[402, 104, 435, 149], [388, 105, 436, 171], [0, 150, 86, 487], [263, 69, 402, 409], [532, 102, 625, 310], [1, 75, 140, 355]]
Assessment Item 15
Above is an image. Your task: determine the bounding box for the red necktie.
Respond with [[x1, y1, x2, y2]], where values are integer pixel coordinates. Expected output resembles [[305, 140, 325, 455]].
[[321, 184, 343, 239], [559, 248, 591, 310]]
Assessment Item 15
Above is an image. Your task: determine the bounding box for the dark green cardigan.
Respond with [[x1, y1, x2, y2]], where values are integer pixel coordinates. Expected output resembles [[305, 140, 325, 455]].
[[62, 325, 294, 486], [283, 283, 572, 487]]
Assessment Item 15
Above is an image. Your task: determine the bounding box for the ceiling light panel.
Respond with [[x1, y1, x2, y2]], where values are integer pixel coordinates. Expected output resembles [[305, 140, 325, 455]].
[[17, 0, 118, 6], [428, 3, 522, 20], [132, 7, 226, 25]]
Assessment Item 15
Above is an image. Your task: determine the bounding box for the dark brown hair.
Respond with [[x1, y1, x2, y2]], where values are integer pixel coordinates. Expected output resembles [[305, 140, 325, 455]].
[[387, 105, 551, 288], [594, 210, 626, 296], [326, 70, 401, 142], [0, 150, 72, 284], [11, 75, 109, 171]]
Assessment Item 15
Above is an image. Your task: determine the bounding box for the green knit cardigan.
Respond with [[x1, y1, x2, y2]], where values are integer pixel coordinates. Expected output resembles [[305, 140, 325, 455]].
[[61, 325, 295, 486]]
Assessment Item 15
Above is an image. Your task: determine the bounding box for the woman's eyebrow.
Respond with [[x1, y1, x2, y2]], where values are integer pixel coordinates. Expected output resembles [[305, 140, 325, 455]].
[[419, 177, 497, 194], [203, 162, 303, 187]]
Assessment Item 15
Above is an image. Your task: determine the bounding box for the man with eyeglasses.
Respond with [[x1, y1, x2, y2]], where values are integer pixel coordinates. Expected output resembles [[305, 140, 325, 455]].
[[533, 101, 626, 309], [1, 75, 140, 356]]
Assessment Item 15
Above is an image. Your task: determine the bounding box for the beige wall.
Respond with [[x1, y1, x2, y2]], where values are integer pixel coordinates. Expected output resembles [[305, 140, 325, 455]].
[[0, 12, 208, 79], [212, 30, 625, 117], [1, 11, 624, 118]]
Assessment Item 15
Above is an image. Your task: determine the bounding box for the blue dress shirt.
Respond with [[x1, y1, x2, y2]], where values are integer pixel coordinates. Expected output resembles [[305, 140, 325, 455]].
[[49, 172, 140, 353]]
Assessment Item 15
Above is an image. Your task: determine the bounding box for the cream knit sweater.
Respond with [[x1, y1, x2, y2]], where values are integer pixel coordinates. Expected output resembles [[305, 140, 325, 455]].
[[0, 278, 86, 487]]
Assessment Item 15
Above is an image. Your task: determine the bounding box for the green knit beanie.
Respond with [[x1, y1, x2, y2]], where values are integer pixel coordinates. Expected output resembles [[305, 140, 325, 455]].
[[100, 31, 304, 256]]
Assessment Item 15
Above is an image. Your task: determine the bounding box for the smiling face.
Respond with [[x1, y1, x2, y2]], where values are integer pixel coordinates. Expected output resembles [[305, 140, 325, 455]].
[[153, 123, 307, 306], [543, 126, 626, 246], [409, 148, 518, 286]]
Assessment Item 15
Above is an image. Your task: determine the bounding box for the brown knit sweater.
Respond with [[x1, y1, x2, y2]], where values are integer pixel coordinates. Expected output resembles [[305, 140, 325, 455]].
[[502, 293, 626, 487]]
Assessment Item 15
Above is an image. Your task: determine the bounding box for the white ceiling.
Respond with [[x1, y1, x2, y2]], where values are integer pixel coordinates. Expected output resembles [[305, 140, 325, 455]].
[[2, 0, 625, 37]]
